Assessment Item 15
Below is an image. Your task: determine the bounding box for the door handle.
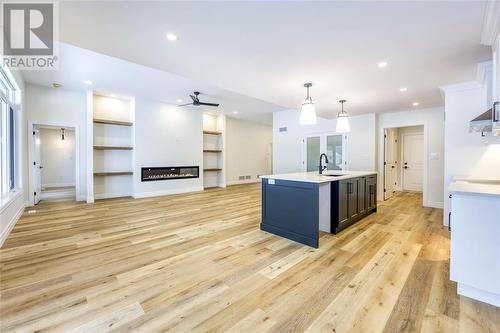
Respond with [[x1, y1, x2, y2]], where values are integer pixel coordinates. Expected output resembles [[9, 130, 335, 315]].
[[38, 166, 43, 169]]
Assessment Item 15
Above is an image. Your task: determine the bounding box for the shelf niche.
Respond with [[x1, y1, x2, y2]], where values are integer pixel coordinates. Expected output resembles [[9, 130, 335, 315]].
[[92, 93, 135, 200], [203, 113, 225, 189]]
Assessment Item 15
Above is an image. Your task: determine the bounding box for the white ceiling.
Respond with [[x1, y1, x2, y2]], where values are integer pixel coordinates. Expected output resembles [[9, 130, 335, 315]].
[[21, 43, 284, 124], [25, 1, 492, 120]]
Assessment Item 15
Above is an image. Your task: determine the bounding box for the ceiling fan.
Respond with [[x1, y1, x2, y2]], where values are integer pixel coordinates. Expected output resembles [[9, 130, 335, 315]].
[[177, 91, 220, 107]]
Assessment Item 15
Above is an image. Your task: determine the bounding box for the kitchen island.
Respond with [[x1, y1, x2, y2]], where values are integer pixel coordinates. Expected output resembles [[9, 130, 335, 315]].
[[260, 171, 377, 248]]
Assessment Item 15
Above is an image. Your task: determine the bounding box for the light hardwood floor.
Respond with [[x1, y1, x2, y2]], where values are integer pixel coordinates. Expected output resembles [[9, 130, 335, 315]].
[[1, 184, 498, 332]]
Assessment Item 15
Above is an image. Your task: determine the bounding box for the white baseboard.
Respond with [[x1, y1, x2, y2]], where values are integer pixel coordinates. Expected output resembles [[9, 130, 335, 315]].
[[40, 191, 75, 200], [133, 186, 204, 199], [42, 182, 75, 188], [94, 192, 133, 200], [426, 201, 444, 209], [0, 205, 24, 248], [458, 283, 500, 307], [226, 179, 261, 186]]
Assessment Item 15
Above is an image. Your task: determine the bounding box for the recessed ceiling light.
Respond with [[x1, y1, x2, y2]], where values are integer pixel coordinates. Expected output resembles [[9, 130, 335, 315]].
[[400, 87, 407, 92], [83, 80, 93, 86], [166, 33, 179, 41], [378, 61, 388, 68], [176, 99, 183, 103], [412, 102, 420, 106], [233, 111, 238, 114]]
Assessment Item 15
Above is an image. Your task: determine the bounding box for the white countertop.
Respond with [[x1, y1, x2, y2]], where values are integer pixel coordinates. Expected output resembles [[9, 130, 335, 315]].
[[449, 178, 500, 197], [259, 170, 377, 183]]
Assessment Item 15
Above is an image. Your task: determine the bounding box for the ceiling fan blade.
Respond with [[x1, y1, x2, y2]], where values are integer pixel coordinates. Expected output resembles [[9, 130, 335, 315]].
[[177, 103, 194, 107], [198, 102, 220, 107]]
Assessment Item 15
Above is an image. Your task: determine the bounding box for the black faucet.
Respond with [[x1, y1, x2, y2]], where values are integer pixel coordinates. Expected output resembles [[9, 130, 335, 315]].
[[319, 153, 329, 174]]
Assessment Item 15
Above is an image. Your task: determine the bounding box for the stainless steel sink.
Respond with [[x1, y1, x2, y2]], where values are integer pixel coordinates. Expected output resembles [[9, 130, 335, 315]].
[[322, 174, 348, 177]]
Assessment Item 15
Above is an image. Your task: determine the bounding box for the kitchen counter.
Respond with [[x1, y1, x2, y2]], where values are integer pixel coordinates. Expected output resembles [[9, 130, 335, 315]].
[[260, 171, 377, 248], [260, 170, 378, 183], [449, 176, 500, 197]]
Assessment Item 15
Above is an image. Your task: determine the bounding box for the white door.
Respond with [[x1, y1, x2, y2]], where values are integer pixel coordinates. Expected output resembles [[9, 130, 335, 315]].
[[384, 129, 398, 199], [402, 133, 423, 192], [33, 128, 42, 205]]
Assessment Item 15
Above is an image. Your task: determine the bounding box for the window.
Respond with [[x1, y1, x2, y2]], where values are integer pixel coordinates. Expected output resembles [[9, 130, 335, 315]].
[[0, 66, 18, 198]]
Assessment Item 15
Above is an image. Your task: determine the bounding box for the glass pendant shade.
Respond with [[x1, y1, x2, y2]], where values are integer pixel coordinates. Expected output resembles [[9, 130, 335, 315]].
[[336, 99, 350, 133], [300, 98, 317, 125], [299, 83, 317, 125], [336, 113, 350, 133]]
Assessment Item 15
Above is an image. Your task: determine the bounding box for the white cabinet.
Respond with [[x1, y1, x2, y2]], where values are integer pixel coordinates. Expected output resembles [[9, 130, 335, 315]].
[[450, 189, 500, 306]]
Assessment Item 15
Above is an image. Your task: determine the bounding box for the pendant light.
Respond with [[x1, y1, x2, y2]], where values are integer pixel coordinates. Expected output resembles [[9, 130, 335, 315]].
[[336, 99, 350, 133], [299, 83, 317, 125], [61, 128, 65, 140]]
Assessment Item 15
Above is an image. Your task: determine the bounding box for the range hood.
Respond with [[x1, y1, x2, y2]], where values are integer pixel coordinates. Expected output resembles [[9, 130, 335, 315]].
[[470, 102, 499, 135]]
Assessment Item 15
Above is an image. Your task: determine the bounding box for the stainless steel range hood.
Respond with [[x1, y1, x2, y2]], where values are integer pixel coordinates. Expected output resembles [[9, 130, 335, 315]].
[[469, 108, 493, 133], [470, 102, 499, 135]]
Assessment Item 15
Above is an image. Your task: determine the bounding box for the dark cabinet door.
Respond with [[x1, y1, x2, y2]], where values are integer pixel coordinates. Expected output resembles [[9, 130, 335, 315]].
[[367, 176, 377, 210], [348, 178, 359, 219], [357, 177, 366, 215], [338, 180, 350, 225]]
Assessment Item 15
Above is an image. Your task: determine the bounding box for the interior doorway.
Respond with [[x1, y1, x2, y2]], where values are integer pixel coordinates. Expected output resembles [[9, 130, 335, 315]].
[[29, 122, 79, 205], [383, 125, 424, 200], [302, 132, 348, 172]]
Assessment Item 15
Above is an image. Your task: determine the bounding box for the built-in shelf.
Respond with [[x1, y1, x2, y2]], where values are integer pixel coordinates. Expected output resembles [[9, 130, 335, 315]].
[[203, 149, 222, 153], [204, 168, 222, 172], [94, 172, 133, 177], [203, 130, 222, 135], [93, 118, 133, 126], [94, 146, 133, 150]]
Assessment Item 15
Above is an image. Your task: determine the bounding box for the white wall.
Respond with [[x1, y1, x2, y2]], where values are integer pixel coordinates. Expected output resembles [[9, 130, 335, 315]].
[[133, 98, 203, 197], [39, 128, 76, 187], [25, 84, 87, 201], [272, 109, 377, 174], [378, 107, 445, 208], [442, 82, 500, 225], [225, 116, 272, 185]]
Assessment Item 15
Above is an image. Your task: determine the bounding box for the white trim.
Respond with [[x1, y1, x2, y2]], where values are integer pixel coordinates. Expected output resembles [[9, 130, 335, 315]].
[[481, 0, 500, 47], [28, 121, 81, 205], [440, 81, 484, 94], [42, 182, 75, 188], [379, 121, 429, 207], [457, 283, 500, 308], [0, 188, 22, 213], [226, 179, 261, 186], [86, 90, 94, 203], [133, 186, 203, 199], [94, 192, 133, 200], [0, 203, 23, 247], [40, 190, 75, 200], [426, 201, 444, 209], [476, 61, 493, 85]]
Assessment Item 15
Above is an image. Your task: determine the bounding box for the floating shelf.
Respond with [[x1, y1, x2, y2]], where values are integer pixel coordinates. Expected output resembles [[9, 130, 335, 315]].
[[203, 130, 222, 135], [93, 118, 133, 126], [94, 172, 133, 177], [203, 149, 222, 153], [94, 146, 133, 150], [203, 168, 222, 172]]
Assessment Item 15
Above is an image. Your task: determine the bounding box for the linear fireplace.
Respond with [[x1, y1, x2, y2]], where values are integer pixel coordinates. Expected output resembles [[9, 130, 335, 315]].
[[141, 166, 199, 181]]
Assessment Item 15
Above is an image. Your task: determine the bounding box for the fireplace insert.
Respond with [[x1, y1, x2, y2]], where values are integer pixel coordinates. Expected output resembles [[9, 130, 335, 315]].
[[141, 166, 199, 181]]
